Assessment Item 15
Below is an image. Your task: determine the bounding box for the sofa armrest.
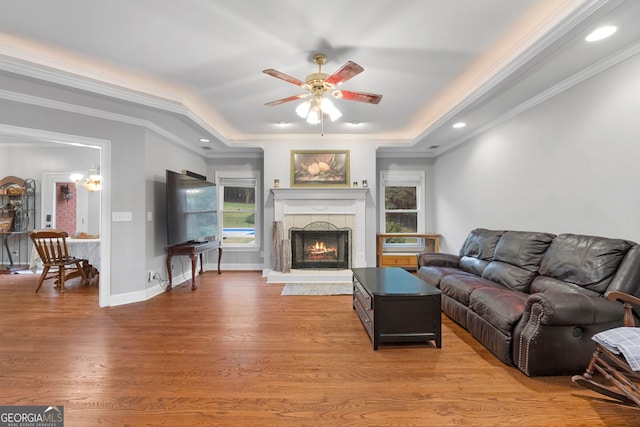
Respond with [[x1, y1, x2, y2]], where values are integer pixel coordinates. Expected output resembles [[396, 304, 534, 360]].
[[525, 293, 625, 326], [514, 292, 627, 376], [416, 252, 460, 268]]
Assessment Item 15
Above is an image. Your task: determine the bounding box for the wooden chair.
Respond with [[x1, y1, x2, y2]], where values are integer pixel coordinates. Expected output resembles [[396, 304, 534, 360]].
[[572, 291, 640, 407], [30, 230, 88, 292]]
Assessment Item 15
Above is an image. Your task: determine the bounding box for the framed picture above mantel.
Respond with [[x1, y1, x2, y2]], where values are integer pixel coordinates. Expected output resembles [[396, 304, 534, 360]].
[[290, 150, 350, 188]]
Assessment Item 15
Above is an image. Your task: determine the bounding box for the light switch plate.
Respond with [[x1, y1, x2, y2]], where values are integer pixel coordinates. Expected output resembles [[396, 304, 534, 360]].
[[112, 211, 132, 221]]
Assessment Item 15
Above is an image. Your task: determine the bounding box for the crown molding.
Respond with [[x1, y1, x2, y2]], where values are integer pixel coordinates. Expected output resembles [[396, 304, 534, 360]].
[[0, 53, 185, 112], [409, 0, 612, 145], [0, 52, 234, 147], [0, 87, 214, 156], [439, 39, 640, 156]]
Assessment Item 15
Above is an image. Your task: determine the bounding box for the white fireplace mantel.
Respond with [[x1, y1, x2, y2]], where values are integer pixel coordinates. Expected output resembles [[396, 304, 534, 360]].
[[271, 187, 368, 201], [271, 188, 368, 220]]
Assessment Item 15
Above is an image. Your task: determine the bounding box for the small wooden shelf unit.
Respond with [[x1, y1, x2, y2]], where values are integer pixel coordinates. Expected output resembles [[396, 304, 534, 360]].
[[376, 233, 440, 270]]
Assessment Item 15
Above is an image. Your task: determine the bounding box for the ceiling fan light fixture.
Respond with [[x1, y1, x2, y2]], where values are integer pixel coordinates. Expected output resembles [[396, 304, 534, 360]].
[[306, 106, 321, 125], [328, 108, 342, 122], [296, 100, 311, 118], [320, 97, 342, 121]]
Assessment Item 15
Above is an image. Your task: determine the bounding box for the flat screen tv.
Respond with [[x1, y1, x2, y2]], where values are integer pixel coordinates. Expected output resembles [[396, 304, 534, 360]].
[[166, 170, 218, 247]]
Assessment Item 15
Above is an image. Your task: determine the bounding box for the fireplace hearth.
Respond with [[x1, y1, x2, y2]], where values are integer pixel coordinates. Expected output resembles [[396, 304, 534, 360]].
[[290, 221, 351, 269]]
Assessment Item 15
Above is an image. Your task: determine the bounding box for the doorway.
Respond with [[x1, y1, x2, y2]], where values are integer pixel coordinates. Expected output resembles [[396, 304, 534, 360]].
[[0, 124, 111, 307]]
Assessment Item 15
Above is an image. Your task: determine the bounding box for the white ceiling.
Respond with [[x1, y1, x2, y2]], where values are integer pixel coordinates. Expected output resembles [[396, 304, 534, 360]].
[[0, 0, 638, 156]]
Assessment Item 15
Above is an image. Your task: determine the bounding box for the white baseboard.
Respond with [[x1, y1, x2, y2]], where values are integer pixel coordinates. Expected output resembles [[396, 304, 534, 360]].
[[109, 271, 190, 306]]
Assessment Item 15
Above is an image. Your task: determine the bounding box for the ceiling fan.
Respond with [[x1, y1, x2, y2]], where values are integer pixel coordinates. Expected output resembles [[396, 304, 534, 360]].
[[263, 53, 382, 125]]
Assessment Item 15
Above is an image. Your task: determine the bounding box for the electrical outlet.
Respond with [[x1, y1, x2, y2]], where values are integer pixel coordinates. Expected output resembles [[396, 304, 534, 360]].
[[147, 270, 153, 282]]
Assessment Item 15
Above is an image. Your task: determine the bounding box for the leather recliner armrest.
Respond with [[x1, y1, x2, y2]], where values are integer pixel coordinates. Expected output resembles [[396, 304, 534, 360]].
[[416, 252, 460, 268], [524, 292, 625, 326]]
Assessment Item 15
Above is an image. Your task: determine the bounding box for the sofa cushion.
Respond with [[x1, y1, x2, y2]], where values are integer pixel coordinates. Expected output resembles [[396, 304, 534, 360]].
[[459, 228, 504, 260], [469, 287, 529, 336], [417, 266, 470, 288], [481, 231, 555, 292], [459, 256, 491, 276], [440, 274, 503, 306], [529, 276, 601, 297], [538, 234, 634, 294]]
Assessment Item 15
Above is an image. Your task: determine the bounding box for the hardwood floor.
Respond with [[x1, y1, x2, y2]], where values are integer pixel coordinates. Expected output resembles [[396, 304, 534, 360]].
[[0, 271, 637, 426]]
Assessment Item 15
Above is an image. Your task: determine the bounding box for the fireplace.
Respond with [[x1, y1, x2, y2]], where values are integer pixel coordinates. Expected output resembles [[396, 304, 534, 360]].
[[268, 188, 368, 282], [290, 221, 351, 269]]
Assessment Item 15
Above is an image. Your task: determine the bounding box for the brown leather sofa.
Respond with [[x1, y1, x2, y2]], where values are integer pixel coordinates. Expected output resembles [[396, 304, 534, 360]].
[[417, 228, 640, 376]]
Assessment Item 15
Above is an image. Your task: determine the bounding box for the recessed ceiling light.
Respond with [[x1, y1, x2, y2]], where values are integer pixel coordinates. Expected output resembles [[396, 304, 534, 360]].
[[276, 121, 290, 126], [348, 121, 362, 126], [452, 122, 466, 129], [585, 26, 617, 42], [199, 138, 210, 143]]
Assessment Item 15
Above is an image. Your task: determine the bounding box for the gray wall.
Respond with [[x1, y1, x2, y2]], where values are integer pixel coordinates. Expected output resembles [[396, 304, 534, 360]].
[[433, 52, 640, 253]]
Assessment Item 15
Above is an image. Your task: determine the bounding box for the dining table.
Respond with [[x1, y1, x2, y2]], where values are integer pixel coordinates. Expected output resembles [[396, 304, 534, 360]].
[[66, 237, 100, 271]]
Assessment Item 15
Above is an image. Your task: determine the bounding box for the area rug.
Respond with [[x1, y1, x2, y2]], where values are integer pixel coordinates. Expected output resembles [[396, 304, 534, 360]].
[[281, 282, 352, 296]]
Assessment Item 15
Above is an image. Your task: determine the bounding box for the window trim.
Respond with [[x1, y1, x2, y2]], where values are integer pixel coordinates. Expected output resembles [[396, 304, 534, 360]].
[[378, 170, 425, 251], [216, 173, 260, 249]]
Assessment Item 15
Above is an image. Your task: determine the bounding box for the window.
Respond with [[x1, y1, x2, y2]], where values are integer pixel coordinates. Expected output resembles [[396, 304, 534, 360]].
[[217, 175, 258, 248], [379, 170, 425, 247]]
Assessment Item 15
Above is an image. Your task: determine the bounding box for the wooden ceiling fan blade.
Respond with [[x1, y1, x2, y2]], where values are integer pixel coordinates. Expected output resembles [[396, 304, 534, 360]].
[[262, 69, 304, 87], [325, 61, 364, 86], [264, 93, 311, 106], [333, 90, 382, 104]]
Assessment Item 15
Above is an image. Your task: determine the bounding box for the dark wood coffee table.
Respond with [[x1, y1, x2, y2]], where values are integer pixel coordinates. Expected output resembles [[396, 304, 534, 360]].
[[352, 267, 442, 350]]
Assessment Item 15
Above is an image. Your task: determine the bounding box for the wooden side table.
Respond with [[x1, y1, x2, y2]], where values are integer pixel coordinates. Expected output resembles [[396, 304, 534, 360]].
[[376, 233, 440, 270], [166, 240, 222, 291]]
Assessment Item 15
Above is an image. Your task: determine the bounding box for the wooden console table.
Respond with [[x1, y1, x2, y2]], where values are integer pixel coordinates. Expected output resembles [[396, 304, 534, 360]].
[[166, 240, 222, 291]]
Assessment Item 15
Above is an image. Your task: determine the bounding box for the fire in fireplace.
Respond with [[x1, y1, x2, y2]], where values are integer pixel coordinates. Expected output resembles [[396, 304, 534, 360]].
[[289, 221, 351, 269]]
